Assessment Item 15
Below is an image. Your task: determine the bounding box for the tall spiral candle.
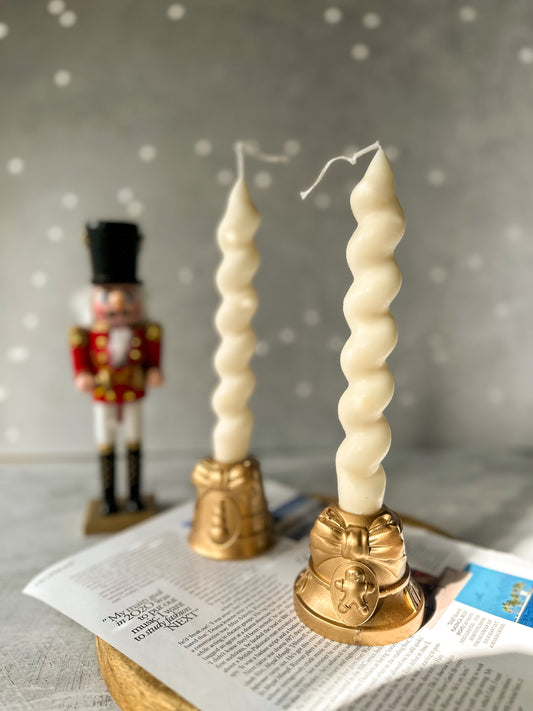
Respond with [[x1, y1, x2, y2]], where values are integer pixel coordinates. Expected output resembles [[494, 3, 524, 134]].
[[336, 148, 404, 514], [211, 163, 261, 463], [301, 143, 404, 515]]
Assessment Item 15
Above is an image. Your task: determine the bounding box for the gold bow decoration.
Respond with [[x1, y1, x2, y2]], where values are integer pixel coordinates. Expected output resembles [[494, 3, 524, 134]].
[[310, 506, 407, 589], [191, 458, 258, 492]]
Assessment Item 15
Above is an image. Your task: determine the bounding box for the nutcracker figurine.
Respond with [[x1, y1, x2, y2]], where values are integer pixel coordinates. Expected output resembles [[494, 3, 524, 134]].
[[69, 221, 163, 532]]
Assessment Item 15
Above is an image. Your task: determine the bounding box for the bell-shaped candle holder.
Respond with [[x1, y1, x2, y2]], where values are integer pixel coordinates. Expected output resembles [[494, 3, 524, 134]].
[[189, 456, 274, 560], [293, 503, 424, 645]]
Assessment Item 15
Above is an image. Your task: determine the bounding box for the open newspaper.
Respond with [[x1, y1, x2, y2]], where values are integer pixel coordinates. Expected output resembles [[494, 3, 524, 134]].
[[24, 482, 533, 711]]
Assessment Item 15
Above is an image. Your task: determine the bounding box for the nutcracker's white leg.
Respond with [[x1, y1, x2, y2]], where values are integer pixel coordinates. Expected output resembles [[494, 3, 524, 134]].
[[93, 403, 119, 515], [94, 402, 119, 450], [123, 402, 142, 447]]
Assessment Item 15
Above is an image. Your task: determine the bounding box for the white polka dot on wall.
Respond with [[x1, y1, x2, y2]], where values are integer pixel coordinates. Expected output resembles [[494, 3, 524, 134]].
[[487, 387, 504, 405], [279, 328, 296, 344], [255, 341, 270, 357], [399, 390, 416, 408], [304, 309, 321, 326], [0, 23, 9, 39], [254, 172, 272, 189], [6, 346, 30, 364], [116, 187, 134, 205], [138, 145, 157, 162], [177, 267, 194, 285], [295, 382, 313, 399], [429, 266, 448, 284], [216, 169, 234, 186], [505, 224, 523, 242], [47, 0, 65, 15], [458, 6, 477, 22], [327, 335, 344, 352], [350, 44, 370, 61], [6, 157, 24, 175], [31, 271, 48, 288], [61, 192, 78, 209], [466, 253, 483, 270], [126, 201, 144, 218], [194, 139, 212, 157], [494, 302, 510, 319], [0, 386, 8, 402], [427, 168, 446, 186], [362, 12, 381, 29], [58, 10, 77, 27], [53, 70, 72, 87], [323, 7, 343, 24], [167, 3, 186, 21], [23, 313, 39, 330], [314, 193, 331, 209], [4, 427, 20, 443], [47, 225, 64, 242], [518, 47, 533, 65], [284, 139, 302, 156]]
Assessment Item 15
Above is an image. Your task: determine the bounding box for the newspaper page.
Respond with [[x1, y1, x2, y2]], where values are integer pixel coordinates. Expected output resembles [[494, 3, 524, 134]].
[[24, 481, 533, 711]]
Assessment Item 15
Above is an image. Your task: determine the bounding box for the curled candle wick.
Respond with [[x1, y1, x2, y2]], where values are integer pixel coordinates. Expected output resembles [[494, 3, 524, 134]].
[[300, 140, 381, 200], [234, 141, 289, 181]]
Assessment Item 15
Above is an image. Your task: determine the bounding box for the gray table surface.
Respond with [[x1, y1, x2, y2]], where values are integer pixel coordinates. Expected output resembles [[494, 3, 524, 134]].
[[2, 449, 533, 710]]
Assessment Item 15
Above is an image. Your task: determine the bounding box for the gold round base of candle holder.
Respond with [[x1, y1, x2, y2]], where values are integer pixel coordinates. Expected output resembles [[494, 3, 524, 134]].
[[293, 503, 425, 646], [188, 456, 274, 560]]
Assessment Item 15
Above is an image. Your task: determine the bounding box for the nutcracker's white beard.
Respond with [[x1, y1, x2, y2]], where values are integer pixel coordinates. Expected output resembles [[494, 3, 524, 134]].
[[109, 327, 132, 368]]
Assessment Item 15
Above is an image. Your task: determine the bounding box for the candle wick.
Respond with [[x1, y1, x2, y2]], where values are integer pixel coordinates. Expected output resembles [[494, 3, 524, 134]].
[[235, 142, 246, 181], [300, 141, 381, 200], [233, 141, 289, 182]]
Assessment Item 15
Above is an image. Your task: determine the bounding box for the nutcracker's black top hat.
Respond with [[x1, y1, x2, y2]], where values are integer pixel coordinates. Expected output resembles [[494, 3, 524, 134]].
[[85, 221, 143, 285]]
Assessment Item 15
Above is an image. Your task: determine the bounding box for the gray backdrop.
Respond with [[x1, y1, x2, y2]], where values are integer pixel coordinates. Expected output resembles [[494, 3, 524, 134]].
[[1, 0, 533, 458]]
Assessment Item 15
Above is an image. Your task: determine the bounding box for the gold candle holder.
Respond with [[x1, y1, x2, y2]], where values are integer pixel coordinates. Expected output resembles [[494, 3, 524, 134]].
[[189, 456, 274, 560], [294, 503, 424, 646]]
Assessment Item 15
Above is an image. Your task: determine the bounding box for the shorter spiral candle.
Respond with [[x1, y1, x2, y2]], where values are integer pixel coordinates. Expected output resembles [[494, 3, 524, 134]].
[[212, 143, 287, 463], [211, 170, 260, 463]]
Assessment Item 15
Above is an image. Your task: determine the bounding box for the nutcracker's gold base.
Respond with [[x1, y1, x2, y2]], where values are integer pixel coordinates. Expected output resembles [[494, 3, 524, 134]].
[[294, 503, 425, 646], [84, 495, 157, 535], [188, 456, 274, 560]]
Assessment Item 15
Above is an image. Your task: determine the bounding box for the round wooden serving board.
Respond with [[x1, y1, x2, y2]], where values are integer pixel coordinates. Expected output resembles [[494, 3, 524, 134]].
[[96, 636, 198, 711]]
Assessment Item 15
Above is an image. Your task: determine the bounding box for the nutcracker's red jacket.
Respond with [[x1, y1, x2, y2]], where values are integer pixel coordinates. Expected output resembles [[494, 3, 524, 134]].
[[69, 321, 162, 404]]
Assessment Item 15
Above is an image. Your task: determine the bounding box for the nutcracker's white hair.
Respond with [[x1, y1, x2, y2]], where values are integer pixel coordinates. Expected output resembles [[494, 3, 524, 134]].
[[68, 284, 149, 326]]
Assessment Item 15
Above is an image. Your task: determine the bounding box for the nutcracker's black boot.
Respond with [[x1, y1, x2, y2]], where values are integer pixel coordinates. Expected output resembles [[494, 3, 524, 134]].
[[125, 444, 144, 512], [100, 449, 118, 515]]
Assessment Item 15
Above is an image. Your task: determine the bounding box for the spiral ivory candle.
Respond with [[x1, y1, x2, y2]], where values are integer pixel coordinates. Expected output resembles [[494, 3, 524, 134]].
[[211, 171, 261, 463], [334, 147, 405, 514]]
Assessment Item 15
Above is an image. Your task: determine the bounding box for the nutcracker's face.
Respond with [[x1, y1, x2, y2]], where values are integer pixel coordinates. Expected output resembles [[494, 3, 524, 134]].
[[91, 284, 142, 327]]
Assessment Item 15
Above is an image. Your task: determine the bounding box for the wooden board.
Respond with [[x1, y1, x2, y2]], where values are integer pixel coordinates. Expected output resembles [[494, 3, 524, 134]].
[[96, 636, 197, 711]]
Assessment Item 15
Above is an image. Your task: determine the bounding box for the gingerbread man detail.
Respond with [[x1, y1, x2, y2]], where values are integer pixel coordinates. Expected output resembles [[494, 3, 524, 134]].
[[335, 565, 376, 617]]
